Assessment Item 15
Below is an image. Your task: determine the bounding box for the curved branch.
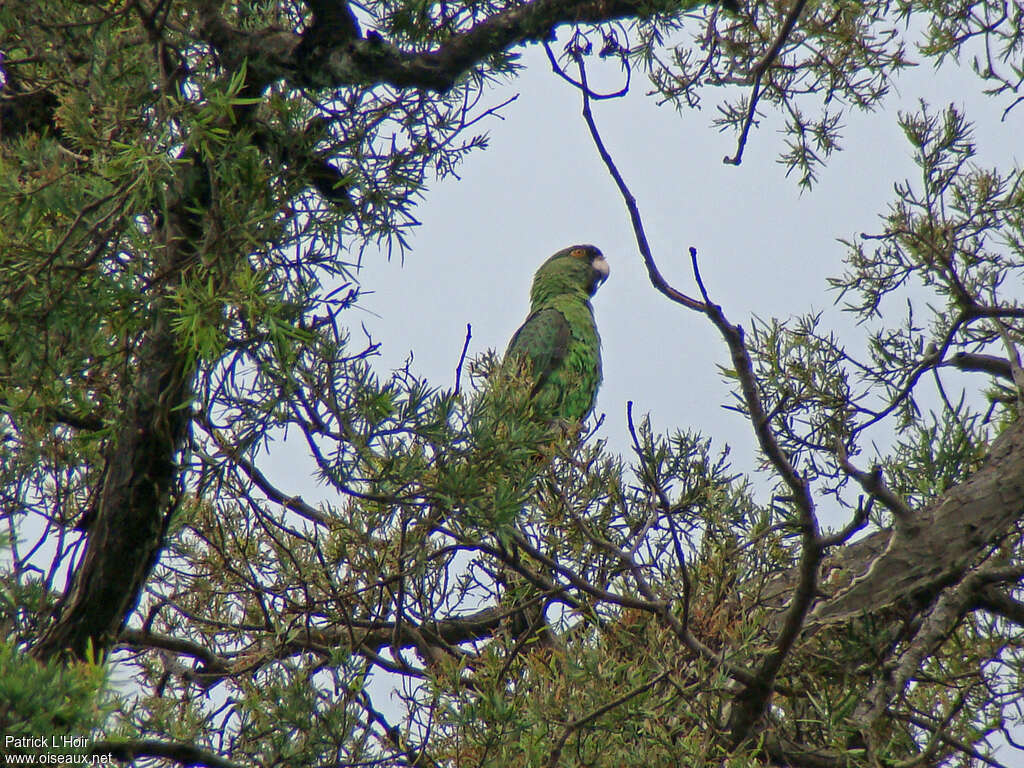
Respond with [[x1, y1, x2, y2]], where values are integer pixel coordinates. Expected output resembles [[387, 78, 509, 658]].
[[543, 40, 631, 99], [579, 53, 824, 744], [723, 0, 809, 165], [119, 629, 230, 674], [92, 740, 244, 768], [196, 413, 330, 526], [198, 0, 702, 94]]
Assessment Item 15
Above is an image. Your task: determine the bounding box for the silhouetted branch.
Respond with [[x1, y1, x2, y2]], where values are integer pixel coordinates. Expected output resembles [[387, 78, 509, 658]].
[[818, 496, 871, 549], [92, 740, 244, 768], [454, 323, 472, 395], [196, 413, 330, 526], [544, 39, 631, 99], [724, 0, 810, 165], [578, 58, 823, 746]]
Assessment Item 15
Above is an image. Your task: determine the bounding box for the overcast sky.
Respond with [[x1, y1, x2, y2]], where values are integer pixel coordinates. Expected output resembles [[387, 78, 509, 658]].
[[256, 23, 1024, 540], [323, 31, 1014, 505]]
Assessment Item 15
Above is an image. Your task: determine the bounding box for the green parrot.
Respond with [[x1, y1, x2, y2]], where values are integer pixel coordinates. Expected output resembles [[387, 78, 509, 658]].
[[503, 244, 609, 423], [493, 245, 608, 648]]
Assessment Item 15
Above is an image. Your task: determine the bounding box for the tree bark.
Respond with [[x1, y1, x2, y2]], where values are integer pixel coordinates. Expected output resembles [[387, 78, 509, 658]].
[[760, 417, 1024, 629], [32, 206, 198, 662]]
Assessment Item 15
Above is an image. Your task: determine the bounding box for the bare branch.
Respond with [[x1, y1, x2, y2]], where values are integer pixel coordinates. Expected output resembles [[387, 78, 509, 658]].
[[818, 496, 871, 549], [454, 323, 472, 395], [578, 60, 822, 744], [834, 440, 912, 522], [724, 0, 810, 165], [198, 421, 329, 526], [574, 55, 706, 313], [119, 629, 230, 674], [92, 740, 245, 768]]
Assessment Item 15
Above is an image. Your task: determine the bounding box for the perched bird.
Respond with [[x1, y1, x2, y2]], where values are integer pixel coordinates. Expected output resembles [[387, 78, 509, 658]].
[[503, 244, 609, 423], [496, 244, 608, 651]]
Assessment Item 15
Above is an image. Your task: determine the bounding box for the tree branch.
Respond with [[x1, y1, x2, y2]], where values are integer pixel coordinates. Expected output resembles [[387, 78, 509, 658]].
[[33, 294, 193, 661], [545, 671, 671, 768], [119, 629, 231, 675], [197, 413, 330, 526], [92, 740, 244, 768], [974, 583, 1024, 626], [723, 0, 809, 165], [851, 565, 983, 730], [809, 417, 1024, 627], [947, 351, 1014, 380], [198, 0, 711, 96], [834, 440, 912, 523], [0, 395, 105, 432], [577, 53, 821, 744], [118, 608, 509, 685]]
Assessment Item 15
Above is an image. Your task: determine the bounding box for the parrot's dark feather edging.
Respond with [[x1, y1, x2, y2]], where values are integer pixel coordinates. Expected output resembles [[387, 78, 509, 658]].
[[503, 244, 608, 423]]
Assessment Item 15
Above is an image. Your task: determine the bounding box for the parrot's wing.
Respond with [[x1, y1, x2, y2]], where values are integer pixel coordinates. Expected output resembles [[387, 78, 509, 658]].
[[504, 307, 571, 397]]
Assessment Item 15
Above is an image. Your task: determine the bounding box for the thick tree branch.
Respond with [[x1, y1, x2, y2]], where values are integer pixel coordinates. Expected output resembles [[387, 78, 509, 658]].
[[809, 417, 1024, 626], [948, 351, 1015, 380], [32, 297, 193, 661], [118, 607, 508, 684], [197, 0, 708, 94], [33, 107, 216, 665], [119, 629, 231, 675], [755, 419, 1024, 640], [975, 584, 1024, 626], [92, 740, 244, 768]]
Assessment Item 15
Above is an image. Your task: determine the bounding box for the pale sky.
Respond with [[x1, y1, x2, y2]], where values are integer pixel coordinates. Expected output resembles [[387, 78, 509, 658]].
[[314, 31, 1022, 530]]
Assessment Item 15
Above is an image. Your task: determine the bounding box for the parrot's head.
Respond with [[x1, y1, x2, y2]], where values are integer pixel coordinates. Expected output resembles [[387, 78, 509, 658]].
[[531, 245, 609, 305]]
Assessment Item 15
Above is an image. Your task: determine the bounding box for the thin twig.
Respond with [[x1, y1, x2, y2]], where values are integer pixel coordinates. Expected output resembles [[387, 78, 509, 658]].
[[544, 40, 631, 99], [198, 414, 330, 525], [545, 671, 671, 767], [818, 496, 872, 549], [724, 0, 810, 165], [454, 323, 472, 395]]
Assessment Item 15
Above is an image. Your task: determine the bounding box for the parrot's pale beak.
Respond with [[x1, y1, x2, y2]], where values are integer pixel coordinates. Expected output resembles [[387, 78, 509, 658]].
[[592, 255, 610, 285]]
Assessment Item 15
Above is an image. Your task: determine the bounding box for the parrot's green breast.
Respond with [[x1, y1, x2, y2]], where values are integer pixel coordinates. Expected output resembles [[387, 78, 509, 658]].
[[503, 245, 608, 423]]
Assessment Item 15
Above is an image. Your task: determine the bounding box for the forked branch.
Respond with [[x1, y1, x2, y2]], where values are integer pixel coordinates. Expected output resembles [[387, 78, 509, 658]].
[[576, 54, 824, 747]]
